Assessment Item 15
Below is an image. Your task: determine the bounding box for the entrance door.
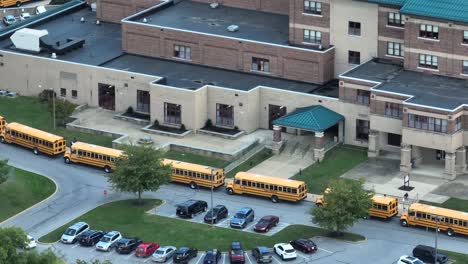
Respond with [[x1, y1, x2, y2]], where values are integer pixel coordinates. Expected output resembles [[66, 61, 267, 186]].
[[137, 90, 150, 113], [98, 83, 115, 111], [268, 104, 286, 130]]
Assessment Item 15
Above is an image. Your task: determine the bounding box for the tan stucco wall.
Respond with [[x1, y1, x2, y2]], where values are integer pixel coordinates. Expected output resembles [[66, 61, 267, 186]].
[[402, 128, 464, 152], [370, 114, 402, 135], [329, 0, 378, 76]]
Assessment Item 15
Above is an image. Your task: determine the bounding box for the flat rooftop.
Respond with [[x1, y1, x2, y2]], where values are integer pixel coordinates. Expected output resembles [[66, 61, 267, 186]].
[[128, 0, 290, 46], [103, 54, 336, 95], [0, 8, 122, 66], [342, 59, 468, 110]]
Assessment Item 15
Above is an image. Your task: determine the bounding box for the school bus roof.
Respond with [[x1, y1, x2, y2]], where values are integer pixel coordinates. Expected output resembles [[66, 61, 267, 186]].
[[234, 172, 305, 188], [7, 122, 64, 142], [0, 116, 4, 120], [71, 142, 123, 157], [163, 159, 223, 174], [410, 203, 468, 221], [372, 195, 397, 204]]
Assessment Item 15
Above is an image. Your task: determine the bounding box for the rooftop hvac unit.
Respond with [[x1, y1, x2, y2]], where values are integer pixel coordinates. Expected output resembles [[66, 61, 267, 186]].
[[227, 25, 239, 32], [10, 28, 49, 53]]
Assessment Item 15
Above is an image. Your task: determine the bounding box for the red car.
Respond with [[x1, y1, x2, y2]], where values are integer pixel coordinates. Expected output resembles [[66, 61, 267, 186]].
[[229, 242, 245, 264], [254, 215, 279, 233], [135, 242, 160, 258]]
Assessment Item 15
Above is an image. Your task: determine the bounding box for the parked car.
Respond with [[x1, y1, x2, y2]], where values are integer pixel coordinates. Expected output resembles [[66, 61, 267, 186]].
[[95, 231, 122, 252], [397, 255, 425, 264], [289, 239, 317, 253], [273, 243, 297, 260], [60, 222, 89, 244], [230, 207, 255, 229], [19, 12, 31, 21], [24, 235, 36, 249], [77, 230, 105, 247], [5, 91, 16, 97], [412, 245, 448, 264], [204, 205, 228, 224], [176, 200, 208, 218], [152, 246, 177, 262], [252, 246, 272, 263], [229, 242, 245, 264], [3, 15, 16, 26], [135, 242, 160, 258], [254, 215, 279, 233], [173, 247, 198, 264], [115, 237, 143, 254], [203, 249, 221, 264], [0, 90, 6, 96]]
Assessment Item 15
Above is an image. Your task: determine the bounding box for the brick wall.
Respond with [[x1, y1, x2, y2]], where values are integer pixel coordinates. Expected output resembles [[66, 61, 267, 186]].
[[190, 0, 289, 15], [378, 9, 404, 40], [122, 22, 335, 84], [97, 0, 163, 23], [289, 0, 330, 47]]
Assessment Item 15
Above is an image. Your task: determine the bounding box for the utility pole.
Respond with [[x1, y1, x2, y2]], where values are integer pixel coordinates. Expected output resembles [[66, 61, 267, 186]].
[[52, 88, 56, 129], [210, 168, 214, 228]]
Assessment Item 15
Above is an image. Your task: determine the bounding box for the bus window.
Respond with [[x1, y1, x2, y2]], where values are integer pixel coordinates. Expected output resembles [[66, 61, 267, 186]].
[[71, 148, 76, 154], [242, 180, 246, 185], [98, 154, 103, 160]]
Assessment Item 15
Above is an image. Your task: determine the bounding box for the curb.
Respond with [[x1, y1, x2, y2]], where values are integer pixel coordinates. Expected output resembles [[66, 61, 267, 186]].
[[37, 240, 60, 246]]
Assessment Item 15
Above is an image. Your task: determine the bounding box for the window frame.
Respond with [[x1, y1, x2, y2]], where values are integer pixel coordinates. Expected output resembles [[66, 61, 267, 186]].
[[356, 119, 370, 141], [384, 102, 401, 118], [463, 31, 468, 44], [251, 57, 270, 73], [216, 103, 234, 127], [348, 21, 361, 36], [60, 88, 66, 97], [173, 44, 191, 60], [164, 102, 182, 125], [356, 90, 370, 105], [348, 50, 361, 65], [387, 12, 405, 27], [462, 60, 468, 74], [419, 54, 438, 69], [408, 114, 448, 133], [387, 42, 404, 57], [419, 24, 439, 39], [71, 90, 78, 99], [303, 29, 322, 44], [303, 0, 322, 15]]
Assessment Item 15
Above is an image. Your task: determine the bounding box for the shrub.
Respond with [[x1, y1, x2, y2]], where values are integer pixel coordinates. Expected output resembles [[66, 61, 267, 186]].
[[205, 119, 213, 128], [153, 119, 159, 127], [234, 126, 239, 131], [38, 90, 54, 103], [126, 106, 134, 115], [180, 124, 186, 131]]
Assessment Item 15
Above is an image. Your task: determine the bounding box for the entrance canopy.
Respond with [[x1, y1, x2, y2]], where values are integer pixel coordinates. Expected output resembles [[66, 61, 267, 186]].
[[272, 105, 344, 132]]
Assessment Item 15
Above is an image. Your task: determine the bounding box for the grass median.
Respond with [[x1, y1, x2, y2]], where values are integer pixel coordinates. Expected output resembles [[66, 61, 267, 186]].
[[39, 199, 364, 250], [0, 167, 56, 222], [163, 151, 230, 169], [292, 145, 368, 194], [420, 198, 468, 212]]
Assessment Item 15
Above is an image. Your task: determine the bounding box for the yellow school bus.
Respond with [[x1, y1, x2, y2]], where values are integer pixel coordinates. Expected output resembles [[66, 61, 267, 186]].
[[400, 203, 468, 236], [225, 172, 308, 203], [0, 0, 34, 7], [0, 122, 66, 155], [163, 159, 225, 189], [316, 190, 398, 219], [64, 142, 124, 173], [0, 116, 6, 134]]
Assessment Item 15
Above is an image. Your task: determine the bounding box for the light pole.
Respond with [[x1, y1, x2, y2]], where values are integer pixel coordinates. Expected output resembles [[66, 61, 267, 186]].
[[435, 216, 441, 264], [206, 167, 215, 228]]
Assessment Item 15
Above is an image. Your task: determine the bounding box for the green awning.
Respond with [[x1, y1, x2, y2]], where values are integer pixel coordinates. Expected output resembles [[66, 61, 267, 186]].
[[272, 105, 344, 132]]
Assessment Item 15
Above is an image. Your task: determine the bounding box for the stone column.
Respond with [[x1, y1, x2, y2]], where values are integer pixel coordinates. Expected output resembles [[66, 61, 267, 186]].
[[272, 125, 283, 155], [314, 132, 325, 162], [367, 130, 380, 158], [400, 143, 412, 173], [411, 146, 423, 167], [444, 152, 457, 180], [338, 121, 344, 143], [456, 147, 467, 175]]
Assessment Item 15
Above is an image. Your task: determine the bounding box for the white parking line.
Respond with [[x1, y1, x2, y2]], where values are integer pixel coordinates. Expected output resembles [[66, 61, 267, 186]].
[[297, 252, 310, 261], [318, 247, 333, 254], [222, 253, 226, 264], [272, 255, 282, 263], [245, 252, 253, 264], [72, 244, 79, 249], [245, 222, 257, 230], [217, 218, 229, 226], [125, 254, 133, 259], [194, 253, 205, 264], [88, 248, 96, 253]]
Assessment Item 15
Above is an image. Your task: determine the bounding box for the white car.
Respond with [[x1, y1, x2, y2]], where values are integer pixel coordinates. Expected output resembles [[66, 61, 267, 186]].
[[24, 235, 36, 249], [60, 222, 89, 244], [397, 255, 425, 264], [19, 12, 31, 21], [273, 243, 297, 260], [36, 6, 46, 15], [95, 231, 122, 252], [152, 246, 177, 262]]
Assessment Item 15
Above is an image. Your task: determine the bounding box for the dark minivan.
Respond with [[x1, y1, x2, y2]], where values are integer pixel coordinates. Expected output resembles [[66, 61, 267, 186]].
[[77, 230, 105, 247], [176, 200, 208, 218], [252, 246, 272, 263], [412, 245, 448, 264]]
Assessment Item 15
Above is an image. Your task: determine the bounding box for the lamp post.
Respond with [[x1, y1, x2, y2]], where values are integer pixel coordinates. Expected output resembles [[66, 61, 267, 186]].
[[206, 167, 215, 228], [435, 216, 441, 264]]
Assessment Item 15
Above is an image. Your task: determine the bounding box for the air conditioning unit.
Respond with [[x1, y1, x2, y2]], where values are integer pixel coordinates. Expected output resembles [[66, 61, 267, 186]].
[[227, 25, 239, 32], [210, 2, 219, 8]]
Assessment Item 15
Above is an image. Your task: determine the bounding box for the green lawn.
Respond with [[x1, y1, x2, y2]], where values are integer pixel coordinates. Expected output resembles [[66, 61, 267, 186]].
[[226, 148, 273, 178], [39, 199, 364, 249], [163, 151, 231, 169], [420, 198, 468, 212], [0, 167, 56, 222], [439, 250, 468, 263], [292, 145, 368, 194], [0, 96, 114, 147]]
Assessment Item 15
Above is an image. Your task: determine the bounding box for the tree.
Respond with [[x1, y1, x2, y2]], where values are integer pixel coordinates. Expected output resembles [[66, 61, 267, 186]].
[[311, 179, 372, 235], [48, 98, 76, 127], [107, 145, 172, 205], [0, 160, 9, 185]]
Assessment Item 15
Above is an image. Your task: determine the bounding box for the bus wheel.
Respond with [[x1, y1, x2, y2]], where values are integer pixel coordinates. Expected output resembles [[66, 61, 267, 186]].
[[0, 136, 4, 143], [33, 148, 39, 155], [104, 166, 111, 173], [226, 188, 234, 195], [400, 219, 408, 227], [190, 182, 197, 189], [447, 228, 454, 237], [64, 157, 71, 164], [271, 195, 279, 203]]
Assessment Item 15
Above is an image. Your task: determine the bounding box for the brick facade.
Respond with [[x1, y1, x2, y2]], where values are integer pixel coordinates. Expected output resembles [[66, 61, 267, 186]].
[[96, 0, 163, 23], [190, 0, 289, 15], [289, 0, 330, 47]]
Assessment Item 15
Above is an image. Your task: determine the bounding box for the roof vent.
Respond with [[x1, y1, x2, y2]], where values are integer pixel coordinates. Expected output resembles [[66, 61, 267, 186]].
[[227, 25, 239, 32], [142, 18, 148, 23], [51, 53, 57, 59], [80, 17, 85, 23], [96, 20, 101, 25], [210, 2, 219, 8]]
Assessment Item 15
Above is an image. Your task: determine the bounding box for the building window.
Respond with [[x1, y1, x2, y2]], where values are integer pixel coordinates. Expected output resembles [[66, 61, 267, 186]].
[[164, 102, 181, 125], [356, 90, 370, 105], [348, 21, 361, 36], [387, 42, 404, 57], [60, 88, 66, 97], [419, 54, 438, 69], [304, 0, 321, 15], [408, 114, 447, 133], [463, 61, 468, 74], [216, 103, 234, 127], [137, 90, 150, 113], [385, 102, 401, 118], [387, 133, 401, 146], [464, 31, 468, 44], [71, 90, 78, 98], [173, 45, 191, 60], [455, 116, 462, 131], [251, 57, 270, 72], [303, 29, 322, 44], [388, 12, 404, 27], [419, 24, 439, 39], [356, 119, 369, 141], [348, 50, 360, 65]]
